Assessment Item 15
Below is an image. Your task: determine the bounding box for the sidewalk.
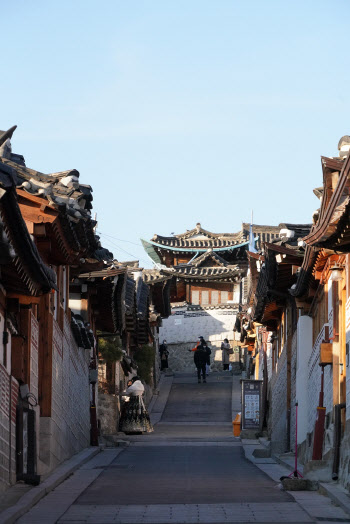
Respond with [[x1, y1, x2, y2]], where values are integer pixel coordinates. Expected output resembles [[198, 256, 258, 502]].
[[0, 447, 101, 524], [0, 375, 172, 524], [242, 438, 350, 523]]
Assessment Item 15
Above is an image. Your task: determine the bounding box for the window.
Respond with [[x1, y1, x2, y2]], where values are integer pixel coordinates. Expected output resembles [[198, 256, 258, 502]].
[[221, 291, 229, 304], [211, 291, 219, 305], [201, 291, 209, 305], [191, 290, 200, 305]]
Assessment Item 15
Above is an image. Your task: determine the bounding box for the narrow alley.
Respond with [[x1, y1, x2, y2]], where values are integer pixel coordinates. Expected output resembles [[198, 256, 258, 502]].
[[12, 372, 349, 524]]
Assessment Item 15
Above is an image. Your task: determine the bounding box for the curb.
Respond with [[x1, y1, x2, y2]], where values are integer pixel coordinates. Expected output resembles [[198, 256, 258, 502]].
[[319, 481, 350, 518], [271, 450, 350, 519], [0, 446, 101, 524]]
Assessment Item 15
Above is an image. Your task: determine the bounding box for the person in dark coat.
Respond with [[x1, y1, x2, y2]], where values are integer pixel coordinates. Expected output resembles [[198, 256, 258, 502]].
[[205, 343, 212, 374], [194, 343, 209, 383], [159, 340, 169, 371]]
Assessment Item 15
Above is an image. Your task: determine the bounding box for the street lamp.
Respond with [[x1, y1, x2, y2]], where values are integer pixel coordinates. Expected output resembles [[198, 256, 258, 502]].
[[329, 263, 344, 282]]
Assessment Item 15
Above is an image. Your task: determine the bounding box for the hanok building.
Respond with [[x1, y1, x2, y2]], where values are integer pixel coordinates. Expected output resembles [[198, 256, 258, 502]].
[[0, 125, 112, 490], [142, 222, 292, 371]]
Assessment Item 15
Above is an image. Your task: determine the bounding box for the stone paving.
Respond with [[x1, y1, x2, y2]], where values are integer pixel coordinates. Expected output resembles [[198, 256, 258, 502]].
[[12, 372, 350, 523], [58, 502, 313, 523]]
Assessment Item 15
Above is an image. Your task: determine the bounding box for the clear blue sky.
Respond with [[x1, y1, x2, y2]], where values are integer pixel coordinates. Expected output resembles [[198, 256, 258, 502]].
[[2, 1, 350, 266]]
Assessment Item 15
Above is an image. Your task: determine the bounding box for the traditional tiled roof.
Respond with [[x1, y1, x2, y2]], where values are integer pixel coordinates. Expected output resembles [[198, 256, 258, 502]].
[[162, 265, 244, 282], [142, 269, 172, 284], [150, 223, 245, 249], [0, 160, 56, 295], [303, 150, 350, 251], [2, 158, 93, 219], [0, 126, 108, 262], [190, 250, 231, 267], [252, 241, 305, 321]]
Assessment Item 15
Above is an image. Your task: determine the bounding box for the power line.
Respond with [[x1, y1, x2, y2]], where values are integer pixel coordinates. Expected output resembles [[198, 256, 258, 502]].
[[96, 230, 142, 248], [101, 237, 150, 266]]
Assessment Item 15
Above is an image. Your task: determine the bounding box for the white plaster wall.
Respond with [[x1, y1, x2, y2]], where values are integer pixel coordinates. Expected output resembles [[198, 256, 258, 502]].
[[296, 315, 312, 444], [160, 308, 240, 345]]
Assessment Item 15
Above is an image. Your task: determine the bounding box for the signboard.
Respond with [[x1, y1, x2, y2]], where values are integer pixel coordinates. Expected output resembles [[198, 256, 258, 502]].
[[241, 379, 263, 430]]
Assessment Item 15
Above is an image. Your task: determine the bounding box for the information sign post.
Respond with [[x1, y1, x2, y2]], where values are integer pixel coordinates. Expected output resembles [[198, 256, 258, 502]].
[[241, 379, 263, 431]]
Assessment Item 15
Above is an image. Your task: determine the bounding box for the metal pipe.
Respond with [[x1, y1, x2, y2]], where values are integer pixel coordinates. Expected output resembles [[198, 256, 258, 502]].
[[332, 402, 346, 480]]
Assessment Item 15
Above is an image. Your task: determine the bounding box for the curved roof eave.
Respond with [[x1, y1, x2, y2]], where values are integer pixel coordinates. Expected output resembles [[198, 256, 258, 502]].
[[141, 238, 257, 260]]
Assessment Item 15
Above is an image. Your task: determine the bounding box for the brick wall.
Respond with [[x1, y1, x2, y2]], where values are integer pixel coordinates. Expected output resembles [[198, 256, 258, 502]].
[[39, 315, 90, 474], [0, 363, 18, 492]]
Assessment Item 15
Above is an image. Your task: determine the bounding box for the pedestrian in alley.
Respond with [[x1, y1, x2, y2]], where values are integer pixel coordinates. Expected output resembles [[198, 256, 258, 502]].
[[194, 342, 209, 383], [119, 376, 153, 434], [221, 338, 233, 370], [205, 342, 212, 375], [159, 339, 169, 371]]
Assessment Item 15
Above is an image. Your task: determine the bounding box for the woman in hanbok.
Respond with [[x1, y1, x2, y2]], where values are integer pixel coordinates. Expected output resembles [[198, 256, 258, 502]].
[[119, 376, 153, 434]]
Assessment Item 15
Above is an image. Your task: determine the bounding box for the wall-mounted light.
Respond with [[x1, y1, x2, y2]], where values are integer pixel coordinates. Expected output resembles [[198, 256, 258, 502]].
[[329, 263, 344, 282]]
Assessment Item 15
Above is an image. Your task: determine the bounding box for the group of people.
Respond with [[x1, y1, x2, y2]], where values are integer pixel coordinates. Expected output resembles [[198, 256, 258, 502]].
[[118, 336, 234, 435], [191, 336, 233, 383]]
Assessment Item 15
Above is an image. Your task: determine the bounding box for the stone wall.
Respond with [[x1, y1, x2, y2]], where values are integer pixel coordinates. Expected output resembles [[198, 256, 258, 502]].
[[98, 394, 119, 435], [0, 363, 18, 492], [338, 295, 350, 489], [160, 307, 240, 372], [39, 316, 90, 475], [290, 331, 297, 450], [269, 343, 288, 454], [166, 341, 239, 373]]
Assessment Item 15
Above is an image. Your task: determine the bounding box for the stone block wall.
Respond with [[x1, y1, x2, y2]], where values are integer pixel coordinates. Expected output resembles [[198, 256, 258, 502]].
[[160, 307, 239, 372], [30, 313, 39, 401], [346, 296, 350, 420], [39, 316, 90, 474], [0, 363, 18, 492], [338, 295, 350, 489], [269, 344, 288, 454], [290, 331, 297, 450]]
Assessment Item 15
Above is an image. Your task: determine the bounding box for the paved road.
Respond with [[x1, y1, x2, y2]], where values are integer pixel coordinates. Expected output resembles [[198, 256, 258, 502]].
[[17, 372, 350, 523]]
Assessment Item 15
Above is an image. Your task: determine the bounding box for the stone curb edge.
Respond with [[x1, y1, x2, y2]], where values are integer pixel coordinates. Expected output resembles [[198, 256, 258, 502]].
[[0, 446, 101, 524], [273, 452, 350, 518]]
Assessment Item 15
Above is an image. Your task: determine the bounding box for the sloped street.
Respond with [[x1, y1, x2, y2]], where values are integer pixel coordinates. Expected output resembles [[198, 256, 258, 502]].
[[12, 372, 349, 524]]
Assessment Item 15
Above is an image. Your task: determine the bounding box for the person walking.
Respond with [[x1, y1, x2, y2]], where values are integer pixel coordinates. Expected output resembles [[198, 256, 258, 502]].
[[221, 338, 232, 370], [194, 343, 209, 383], [205, 342, 212, 375], [119, 376, 153, 434], [159, 339, 169, 371]]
